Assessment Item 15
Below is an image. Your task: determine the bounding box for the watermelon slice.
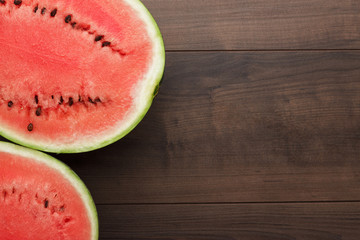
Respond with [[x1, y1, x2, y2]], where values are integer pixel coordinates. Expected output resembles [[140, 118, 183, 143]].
[[0, 141, 98, 239], [0, 0, 165, 153]]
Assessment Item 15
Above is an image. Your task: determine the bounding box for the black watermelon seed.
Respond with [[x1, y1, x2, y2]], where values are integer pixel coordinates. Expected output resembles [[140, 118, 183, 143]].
[[13, 0, 21, 6], [33, 5, 38, 13], [68, 97, 73, 106], [0, 0, 6, 5], [50, 8, 57, 17], [35, 107, 41, 116], [94, 35, 103, 42], [88, 97, 95, 104], [51, 95, 54, 99], [41, 7, 46, 15], [78, 95, 82, 102], [59, 96, 64, 104], [34, 95, 39, 104], [64, 15, 72, 23], [44, 199, 49, 208], [94, 97, 101, 103], [102, 41, 111, 47], [7, 101, 13, 107], [71, 22, 77, 28], [27, 123, 33, 132]]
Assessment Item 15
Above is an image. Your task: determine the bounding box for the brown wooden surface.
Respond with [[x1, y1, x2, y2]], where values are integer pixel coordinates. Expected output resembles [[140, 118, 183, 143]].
[[5, 0, 359, 239], [98, 203, 360, 239], [141, 0, 360, 50], [60, 51, 360, 205], [73, 0, 359, 238]]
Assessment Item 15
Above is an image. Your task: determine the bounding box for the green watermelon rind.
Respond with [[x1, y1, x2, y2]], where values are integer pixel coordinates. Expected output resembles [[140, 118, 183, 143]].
[[0, 141, 99, 239], [0, 0, 165, 153]]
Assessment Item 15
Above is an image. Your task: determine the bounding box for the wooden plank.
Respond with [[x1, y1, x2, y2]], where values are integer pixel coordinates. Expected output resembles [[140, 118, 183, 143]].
[[98, 202, 360, 239], [141, 0, 360, 50], [53, 51, 360, 204]]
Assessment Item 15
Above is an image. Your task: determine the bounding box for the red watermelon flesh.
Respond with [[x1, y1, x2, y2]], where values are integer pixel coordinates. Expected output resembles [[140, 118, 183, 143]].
[[0, 141, 98, 240], [0, 0, 165, 152]]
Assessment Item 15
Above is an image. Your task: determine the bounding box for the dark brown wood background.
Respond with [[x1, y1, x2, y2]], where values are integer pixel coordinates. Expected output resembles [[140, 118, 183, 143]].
[[40, 0, 360, 239]]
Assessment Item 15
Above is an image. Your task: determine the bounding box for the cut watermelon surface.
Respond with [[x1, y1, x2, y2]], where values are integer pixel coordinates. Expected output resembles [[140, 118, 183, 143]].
[[0, 0, 165, 152], [0, 141, 98, 240]]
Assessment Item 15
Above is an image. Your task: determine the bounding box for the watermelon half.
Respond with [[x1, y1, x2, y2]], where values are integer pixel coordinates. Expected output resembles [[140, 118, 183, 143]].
[[0, 141, 98, 239], [0, 0, 165, 153]]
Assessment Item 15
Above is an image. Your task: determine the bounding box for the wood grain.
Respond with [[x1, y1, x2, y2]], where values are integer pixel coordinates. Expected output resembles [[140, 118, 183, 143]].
[[55, 51, 360, 204], [141, 0, 360, 50], [98, 202, 360, 239], [0, 0, 358, 238]]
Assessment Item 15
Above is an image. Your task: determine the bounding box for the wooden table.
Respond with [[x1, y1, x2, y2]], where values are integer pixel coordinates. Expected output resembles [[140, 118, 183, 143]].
[[59, 0, 360, 239]]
